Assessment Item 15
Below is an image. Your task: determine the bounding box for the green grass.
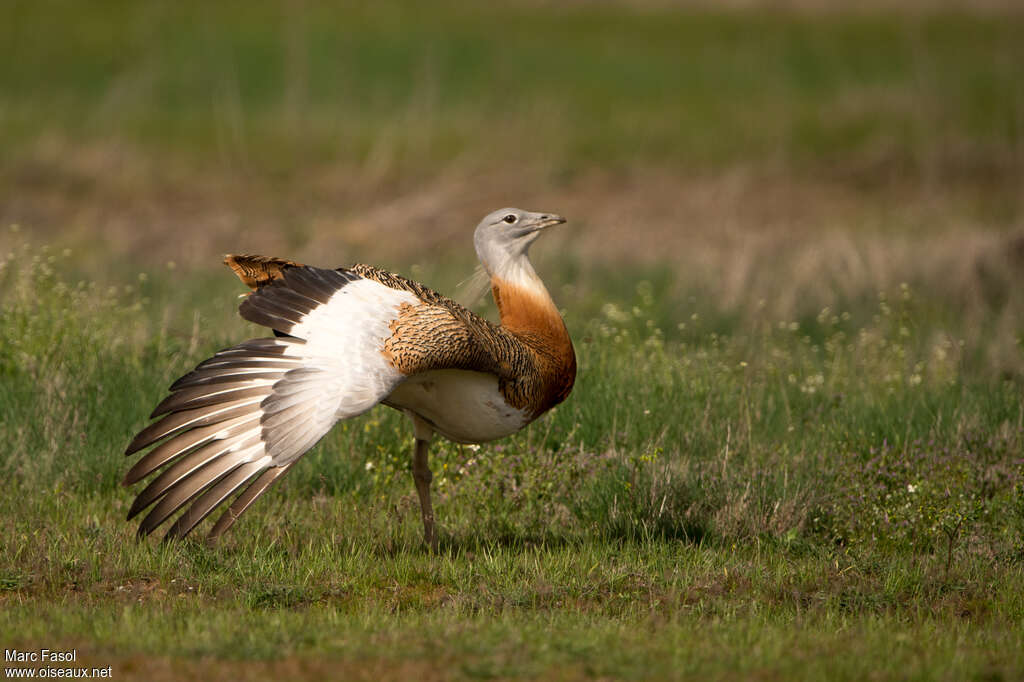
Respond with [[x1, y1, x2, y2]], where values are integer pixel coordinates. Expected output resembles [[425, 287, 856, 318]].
[[1, 2, 1022, 183], [2, 236, 1023, 680]]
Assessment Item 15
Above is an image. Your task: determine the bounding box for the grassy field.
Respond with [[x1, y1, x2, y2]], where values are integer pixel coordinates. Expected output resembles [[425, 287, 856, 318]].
[[2, 1, 1024, 680], [3, 235, 1024, 681]]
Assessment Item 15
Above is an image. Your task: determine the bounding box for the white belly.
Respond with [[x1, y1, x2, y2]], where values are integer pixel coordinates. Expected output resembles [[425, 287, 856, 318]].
[[386, 369, 531, 443]]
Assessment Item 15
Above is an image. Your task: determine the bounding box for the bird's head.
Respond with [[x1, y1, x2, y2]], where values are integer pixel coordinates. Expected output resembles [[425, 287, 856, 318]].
[[473, 208, 566, 277]]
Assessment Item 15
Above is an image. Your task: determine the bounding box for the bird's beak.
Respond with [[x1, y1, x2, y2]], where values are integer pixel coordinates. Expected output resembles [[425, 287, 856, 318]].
[[536, 214, 567, 230]]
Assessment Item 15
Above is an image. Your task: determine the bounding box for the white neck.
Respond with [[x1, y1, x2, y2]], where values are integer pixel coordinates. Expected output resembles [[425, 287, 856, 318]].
[[475, 234, 544, 285], [480, 252, 552, 305]]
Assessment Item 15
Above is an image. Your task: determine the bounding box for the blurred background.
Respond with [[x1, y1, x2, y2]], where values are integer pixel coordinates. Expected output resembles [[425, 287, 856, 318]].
[[2, 0, 1023, 368]]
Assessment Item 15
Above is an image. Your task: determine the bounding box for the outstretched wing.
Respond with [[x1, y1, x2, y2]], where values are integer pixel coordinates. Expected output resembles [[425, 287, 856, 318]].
[[124, 265, 422, 540]]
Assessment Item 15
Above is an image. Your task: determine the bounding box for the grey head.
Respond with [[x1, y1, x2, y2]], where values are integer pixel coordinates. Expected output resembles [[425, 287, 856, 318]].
[[473, 208, 566, 277]]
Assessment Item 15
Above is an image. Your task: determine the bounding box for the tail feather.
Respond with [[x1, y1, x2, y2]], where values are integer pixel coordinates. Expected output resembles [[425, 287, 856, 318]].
[[208, 465, 293, 541], [224, 254, 302, 290], [164, 459, 270, 540], [137, 444, 262, 536], [125, 398, 263, 456], [170, 369, 292, 391], [123, 414, 259, 486], [127, 430, 262, 520], [150, 382, 274, 418], [260, 402, 313, 431]]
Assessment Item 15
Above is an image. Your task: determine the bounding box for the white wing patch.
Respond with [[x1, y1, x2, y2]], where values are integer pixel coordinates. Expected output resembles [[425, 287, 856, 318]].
[[284, 278, 419, 421]]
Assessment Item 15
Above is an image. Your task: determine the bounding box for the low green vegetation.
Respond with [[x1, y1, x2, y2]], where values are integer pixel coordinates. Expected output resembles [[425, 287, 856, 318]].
[[2, 1, 1023, 183], [2, 234, 1022, 680]]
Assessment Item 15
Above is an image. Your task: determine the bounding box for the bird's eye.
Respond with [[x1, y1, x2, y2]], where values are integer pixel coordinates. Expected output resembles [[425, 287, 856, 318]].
[[502, 214, 517, 224]]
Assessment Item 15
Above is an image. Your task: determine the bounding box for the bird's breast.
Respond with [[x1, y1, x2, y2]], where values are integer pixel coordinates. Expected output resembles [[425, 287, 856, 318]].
[[490, 277, 576, 414], [386, 369, 532, 443]]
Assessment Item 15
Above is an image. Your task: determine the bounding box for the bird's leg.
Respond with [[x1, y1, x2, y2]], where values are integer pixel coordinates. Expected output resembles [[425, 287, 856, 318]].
[[412, 437, 437, 552], [407, 413, 437, 552]]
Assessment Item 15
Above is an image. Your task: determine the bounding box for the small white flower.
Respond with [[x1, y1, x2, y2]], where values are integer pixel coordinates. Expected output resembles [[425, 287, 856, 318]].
[[907, 484, 917, 493], [365, 461, 375, 471]]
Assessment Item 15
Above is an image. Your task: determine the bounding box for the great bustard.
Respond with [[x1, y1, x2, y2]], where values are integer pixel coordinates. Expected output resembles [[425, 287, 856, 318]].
[[123, 208, 576, 549]]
